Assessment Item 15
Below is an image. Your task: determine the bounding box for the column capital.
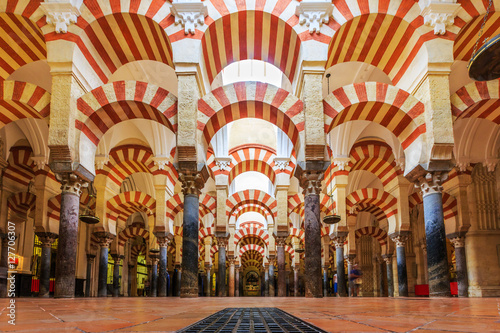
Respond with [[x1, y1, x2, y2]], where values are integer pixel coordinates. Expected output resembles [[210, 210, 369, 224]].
[[204, 263, 212, 270], [331, 232, 348, 248], [111, 254, 124, 263], [275, 236, 287, 247], [228, 257, 236, 266], [215, 233, 229, 248], [416, 171, 448, 197], [86, 253, 96, 263], [448, 235, 465, 248], [344, 254, 356, 265], [93, 232, 115, 248], [156, 237, 172, 248], [382, 254, 392, 264], [268, 256, 276, 266], [36, 232, 58, 247], [298, 169, 324, 196], [40, 0, 83, 34], [55, 172, 87, 196], [179, 170, 207, 196], [390, 232, 410, 247]]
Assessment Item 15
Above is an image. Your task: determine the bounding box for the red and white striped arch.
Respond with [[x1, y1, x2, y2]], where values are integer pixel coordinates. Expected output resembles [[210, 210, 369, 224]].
[[284, 245, 294, 257], [324, 82, 426, 151], [407, 191, 457, 223], [346, 188, 398, 221], [238, 222, 265, 229], [238, 234, 267, 248], [107, 191, 156, 223], [409, 192, 422, 210], [8, 191, 36, 218], [288, 193, 335, 219], [0, 81, 51, 128], [76, 81, 177, 145], [232, 204, 271, 223], [117, 225, 150, 246], [199, 227, 214, 240], [355, 226, 388, 246], [166, 194, 183, 222], [201, 9, 301, 84], [451, 80, 500, 124], [130, 243, 147, 259], [3, 146, 35, 187], [241, 249, 264, 268], [226, 189, 277, 217], [234, 227, 270, 246], [198, 82, 303, 151], [289, 228, 305, 242], [239, 244, 265, 256]]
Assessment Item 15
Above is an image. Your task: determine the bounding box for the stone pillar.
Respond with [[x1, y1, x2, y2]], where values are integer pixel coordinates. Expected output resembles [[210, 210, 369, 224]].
[[378, 258, 385, 297], [95, 233, 114, 297], [345, 254, 356, 297], [299, 170, 323, 298], [128, 263, 134, 297], [383, 255, 394, 297], [391, 233, 409, 297], [111, 254, 122, 297], [175, 265, 181, 296], [418, 172, 451, 297], [205, 264, 211, 297], [276, 237, 287, 297], [323, 266, 328, 297], [216, 236, 228, 297], [235, 265, 240, 297], [228, 257, 235, 297], [180, 171, 205, 298], [85, 254, 95, 297], [54, 173, 86, 298], [155, 236, 170, 297], [150, 257, 158, 297], [332, 234, 348, 297], [264, 264, 269, 296], [449, 235, 468, 297], [268, 257, 275, 297], [293, 266, 299, 297], [36, 233, 58, 297]]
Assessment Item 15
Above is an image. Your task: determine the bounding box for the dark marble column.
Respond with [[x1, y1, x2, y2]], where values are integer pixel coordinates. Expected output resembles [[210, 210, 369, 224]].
[[391, 233, 409, 297], [228, 257, 235, 297], [205, 264, 211, 297], [449, 235, 468, 297], [0, 235, 9, 297], [323, 266, 328, 297], [175, 265, 181, 296], [111, 254, 122, 297], [276, 237, 287, 297], [150, 257, 158, 297], [155, 235, 170, 297], [299, 170, 323, 298], [36, 233, 58, 297], [264, 265, 269, 296], [127, 264, 134, 297], [85, 254, 95, 297], [235, 266, 241, 297], [180, 171, 204, 298], [268, 258, 275, 297], [216, 236, 228, 297], [95, 233, 114, 297], [332, 234, 348, 297], [293, 266, 299, 297], [378, 257, 385, 297], [54, 174, 86, 298], [383, 255, 394, 297], [345, 254, 356, 297], [418, 172, 451, 297]]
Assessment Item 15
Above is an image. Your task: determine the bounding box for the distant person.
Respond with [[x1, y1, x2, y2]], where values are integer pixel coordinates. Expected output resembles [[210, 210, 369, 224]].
[[333, 273, 338, 296], [349, 264, 362, 297]]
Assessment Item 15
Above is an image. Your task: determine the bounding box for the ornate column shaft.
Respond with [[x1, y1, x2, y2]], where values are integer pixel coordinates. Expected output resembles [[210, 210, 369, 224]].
[[180, 171, 205, 298], [449, 235, 468, 297], [418, 172, 451, 297], [54, 173, 86, 298], [299, 170, 323, 298], [36, 233, 58, 297], [228, 257, 235, 297], [85, 254, 95, 297], [332, 234, 348, 297], [383, 255, 394, 297], [391, 233, 409, 297], [276, 236, 287, 297], [268, 257, 276, 297], [155, 235, 171, 297], [216, 236, 228, 297], [111, 254, 122, 297], [94, 232, 114, 297]]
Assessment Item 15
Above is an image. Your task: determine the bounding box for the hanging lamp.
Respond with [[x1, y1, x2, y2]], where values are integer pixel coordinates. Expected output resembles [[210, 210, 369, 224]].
[[295, 245, 305, 254], [79, 182, 100, 224], [468, 0, 500, 81], [322, 159, 341, 225]]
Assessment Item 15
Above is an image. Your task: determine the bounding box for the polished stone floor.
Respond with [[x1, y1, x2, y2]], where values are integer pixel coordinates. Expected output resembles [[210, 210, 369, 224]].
[[0, 297, 499, 332]]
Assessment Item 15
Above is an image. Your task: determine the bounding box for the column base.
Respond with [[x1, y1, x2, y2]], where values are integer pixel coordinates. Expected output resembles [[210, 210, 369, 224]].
[[468, 286, 500, 297]]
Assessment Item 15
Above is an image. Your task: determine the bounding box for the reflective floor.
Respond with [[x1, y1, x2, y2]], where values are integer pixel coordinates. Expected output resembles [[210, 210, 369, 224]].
[[0, 297, 499, 332]]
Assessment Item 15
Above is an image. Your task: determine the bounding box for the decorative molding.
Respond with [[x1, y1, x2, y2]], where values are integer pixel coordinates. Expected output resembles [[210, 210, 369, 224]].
[[295, 0, 334, 34], [274, 157, 290, 171], [40, 0, 83, 34], [455, 158, 470, 172], [170, 1, 208, 35], [333, 157, 351, 171], [152, 156, 171, 170], [416, 171, 448, 197], [419, 0, 461, 35], [31, 156, 49, 170], [214, 156, 232, 171], [485, 158, 499, 172], [298, 170, 324, 196], [94, 155, 109, 170]]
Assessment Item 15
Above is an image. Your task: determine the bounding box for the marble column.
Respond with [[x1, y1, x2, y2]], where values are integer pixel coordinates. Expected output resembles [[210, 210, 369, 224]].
[[383, 255, 394, 297], [293, 266, 299, 297], [175, 265, 181, 296], [299, 170, 323, 298], [264, 265, 269, 296], [216, 236, 228, 297], [228, 257, 235, 297], [235, 265, 240, 297], [449, 235, 468, 297], [332, 234, 348, 297], [268, 257, 276, 297], [150, 257, 158, 297], [155, 235, 170, 297], [205, 264, 211, 297], [276, 237, 287, 297], [378, 257, 385, 297], [323, 266, 328, 297], [391, 233, 409, 297], [180, 171, 204, 298], [86, 254, 95, 297], [0, 235, 8, 298], [111, 254, 121, 297], [95, 233, 114, 297], [418, 172, 451, 297], [345, 255, 356, 297], [36, 233, 58, 297], [54, 173, 86, 298], [128, 263, 134, 297]]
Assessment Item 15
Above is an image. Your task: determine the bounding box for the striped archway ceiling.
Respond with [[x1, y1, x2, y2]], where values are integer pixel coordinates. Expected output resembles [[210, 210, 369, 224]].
[[201, 10, 301, 84], [238, 234, 267, 249], [228, 160, 276, 185], [77, 13, 174, 84], [326, 14, 427, 85], [0, 13, 46, 79], [454, 99, 500, 124], [454, 12, 500, 62], [241, 249, 264, 267]]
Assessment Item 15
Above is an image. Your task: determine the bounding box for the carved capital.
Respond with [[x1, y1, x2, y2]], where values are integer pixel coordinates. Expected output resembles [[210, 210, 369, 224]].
[[93, 232, 115, 248], [31, 156, 49, 171], [344, 254, 356, 265], [156, 236, 171, 248], [419, 0, 460, 35], [268, 256, 276, 266], [275, 236, 287, 247], [295, 1, 334, 34], [228, 257, 236, 266], [382, 254, 392, 265], [94, 154, 109, 170], [55, 172, 87, 196], [171, 1, 208, 35], [331, 235, 347, 248], [390, 232, 410, 247], [216, 236, 229, 249], [36, 232, 58, 247], [86, 253, 96, 263], [214, 157, 232, 171], [333, 157, 351, 171], [41, 0, 83, 33], [485, 158, 499, 172], [416, 172, 448, 197], [299, 170, 324, 196], [179, 170, 205, 196], [449, 236, 465, 248], [205, 263, 212, 271], [152, 156, 171, 170], [274, 157, 290, 171]]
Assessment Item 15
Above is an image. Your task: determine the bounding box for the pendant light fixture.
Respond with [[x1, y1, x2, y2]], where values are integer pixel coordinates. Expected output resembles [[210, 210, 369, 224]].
[[79, 182, 100, 224]]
